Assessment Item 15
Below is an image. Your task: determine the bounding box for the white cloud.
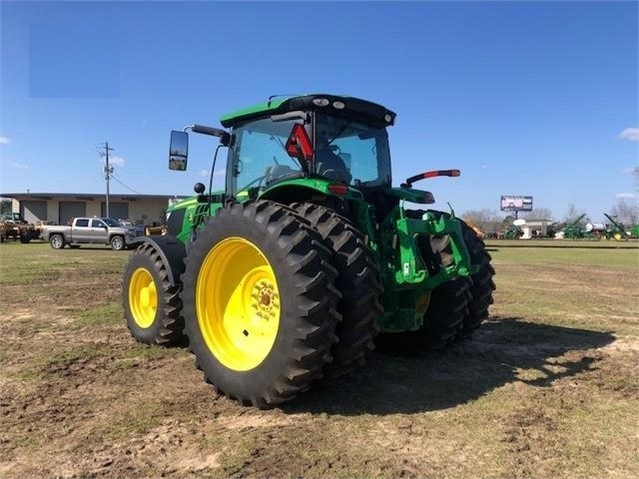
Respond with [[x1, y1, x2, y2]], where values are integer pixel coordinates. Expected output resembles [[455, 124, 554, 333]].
[[618, 127, 639, 142], [615, 192, 637, 199], [214, 168, 226, 177], [8, 161, 28, 170], [103, 155, 125, 167], [199, 170, 209, 178], [0, 136, 10, 145]]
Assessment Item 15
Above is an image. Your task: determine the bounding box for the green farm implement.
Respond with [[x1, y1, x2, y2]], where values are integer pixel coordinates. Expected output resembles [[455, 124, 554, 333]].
[[602, 213, 629, 241], [122, 94, 495, 407], [561, 214, 588, 239]]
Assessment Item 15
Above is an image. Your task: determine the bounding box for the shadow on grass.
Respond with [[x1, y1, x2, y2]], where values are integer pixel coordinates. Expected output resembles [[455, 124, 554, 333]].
[[284, 317, 615, 416]]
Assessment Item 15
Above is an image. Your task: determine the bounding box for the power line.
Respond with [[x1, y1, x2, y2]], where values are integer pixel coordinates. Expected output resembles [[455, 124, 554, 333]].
[[110, 173, 143, 195]]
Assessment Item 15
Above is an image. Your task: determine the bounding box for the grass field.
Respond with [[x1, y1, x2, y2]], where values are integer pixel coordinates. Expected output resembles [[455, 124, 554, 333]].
[[0, 240, 637, 478]]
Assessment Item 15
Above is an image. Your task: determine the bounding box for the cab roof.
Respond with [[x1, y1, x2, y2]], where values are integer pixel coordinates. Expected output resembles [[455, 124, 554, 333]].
[[219, 93, 396, 129]]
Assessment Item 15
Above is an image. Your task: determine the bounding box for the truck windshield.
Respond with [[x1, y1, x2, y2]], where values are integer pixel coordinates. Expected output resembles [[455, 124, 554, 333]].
[[315, 113, 392, 187], [229, 117, 305, 196], [101, 218, 123, 227]]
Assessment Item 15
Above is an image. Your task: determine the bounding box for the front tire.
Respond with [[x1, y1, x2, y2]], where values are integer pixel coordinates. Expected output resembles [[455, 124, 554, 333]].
[[182, 200, 341, 407], [123, 243, 185, 346], [111, 235, 125, 251]]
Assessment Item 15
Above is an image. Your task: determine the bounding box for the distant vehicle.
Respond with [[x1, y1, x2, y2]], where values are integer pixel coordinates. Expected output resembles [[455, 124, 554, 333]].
[[0, 212, 39, 243], [41, 217, 143, 250], [1, 212, 26, 223]]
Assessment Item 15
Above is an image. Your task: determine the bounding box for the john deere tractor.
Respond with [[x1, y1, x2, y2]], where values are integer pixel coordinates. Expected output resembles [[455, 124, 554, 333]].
[[123, 94, 495, 407]]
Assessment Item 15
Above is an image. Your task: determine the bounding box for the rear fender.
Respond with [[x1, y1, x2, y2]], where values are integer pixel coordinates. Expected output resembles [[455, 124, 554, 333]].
[[131, 235, 186, 286], [259, 177, 364, 203]]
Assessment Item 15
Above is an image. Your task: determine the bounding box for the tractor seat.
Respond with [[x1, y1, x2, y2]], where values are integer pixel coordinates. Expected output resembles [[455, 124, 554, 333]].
[[318, 167, 352, 184], [265, 165, 296, 184]]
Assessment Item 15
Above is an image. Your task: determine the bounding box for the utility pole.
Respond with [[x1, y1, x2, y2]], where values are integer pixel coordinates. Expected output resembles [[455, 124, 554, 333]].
[[101, 142, 114, 218]]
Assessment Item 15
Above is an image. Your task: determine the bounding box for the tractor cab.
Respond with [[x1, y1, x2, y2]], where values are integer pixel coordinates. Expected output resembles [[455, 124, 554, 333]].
[[218, 94, 395, 200]]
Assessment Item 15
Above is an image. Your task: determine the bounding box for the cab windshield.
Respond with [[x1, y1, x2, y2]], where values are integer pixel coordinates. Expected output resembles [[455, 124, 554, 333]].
[[315, 113, 392, 187], [228, 117, 305, 196]]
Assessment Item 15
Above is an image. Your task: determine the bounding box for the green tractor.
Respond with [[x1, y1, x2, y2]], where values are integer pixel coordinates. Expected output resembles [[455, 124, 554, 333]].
[[123, 94, 495, 407]]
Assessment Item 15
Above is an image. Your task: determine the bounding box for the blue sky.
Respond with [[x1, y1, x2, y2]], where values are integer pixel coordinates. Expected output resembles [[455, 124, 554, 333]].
[[1, 0, 637, 221]]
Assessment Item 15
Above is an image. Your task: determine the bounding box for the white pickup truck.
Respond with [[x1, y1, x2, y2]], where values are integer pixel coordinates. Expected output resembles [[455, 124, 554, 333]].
[[41, 217, 143, 250]]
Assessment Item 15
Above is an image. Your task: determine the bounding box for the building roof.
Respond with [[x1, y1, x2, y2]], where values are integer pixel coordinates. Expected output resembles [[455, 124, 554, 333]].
[[0, 193, 182, 201]]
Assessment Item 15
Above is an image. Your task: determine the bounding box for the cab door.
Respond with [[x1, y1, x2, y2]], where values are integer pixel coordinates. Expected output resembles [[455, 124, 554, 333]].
[[72, 218, 91, 242], [90, 219, 108, 243]]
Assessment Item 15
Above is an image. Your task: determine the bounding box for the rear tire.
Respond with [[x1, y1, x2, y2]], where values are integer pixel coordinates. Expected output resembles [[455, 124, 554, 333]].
[[294, 203, 382, 379], [419, 279, 471, 348], [376, 279, 470, 353], [182, 200, 341, 407], [123, 243, 185, 346], [408, 210, 495, 340], [455, 221, 496, 339], [377, 209, 474, 352]]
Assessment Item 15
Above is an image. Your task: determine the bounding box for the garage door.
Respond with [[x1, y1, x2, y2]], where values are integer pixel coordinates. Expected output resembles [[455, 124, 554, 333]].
[[20, 201, 47, 223], [59, 202, 86, 225], [101, 202, 129, 220]]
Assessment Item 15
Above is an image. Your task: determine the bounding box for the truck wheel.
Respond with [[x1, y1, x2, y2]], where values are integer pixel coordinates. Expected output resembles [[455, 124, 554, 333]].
[[50, 234, 65, 249], [293, 203, 382, 379], [111, 235, 125, 251], [123, 243, 185, 346], [455, 221, 496, 340], [19, 235, 31, 244], [181, 200, 340, 407]]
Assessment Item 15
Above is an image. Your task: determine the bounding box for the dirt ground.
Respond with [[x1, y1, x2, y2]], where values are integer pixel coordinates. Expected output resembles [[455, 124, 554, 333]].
[[0, 242, 637, 478]]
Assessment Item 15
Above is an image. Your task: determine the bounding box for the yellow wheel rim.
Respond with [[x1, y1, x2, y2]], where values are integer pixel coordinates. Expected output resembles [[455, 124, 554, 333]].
[[614, 233, 622, 241], [197, 237, 280, 371], [129, 268, 157, 329]]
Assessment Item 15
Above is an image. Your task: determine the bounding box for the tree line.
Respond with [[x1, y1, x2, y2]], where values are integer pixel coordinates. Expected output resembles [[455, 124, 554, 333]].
[[462, 198, 639, 236]]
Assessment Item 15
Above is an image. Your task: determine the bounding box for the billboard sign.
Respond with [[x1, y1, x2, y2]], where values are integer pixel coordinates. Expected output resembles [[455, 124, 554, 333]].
[[500, 195, 533, 212]]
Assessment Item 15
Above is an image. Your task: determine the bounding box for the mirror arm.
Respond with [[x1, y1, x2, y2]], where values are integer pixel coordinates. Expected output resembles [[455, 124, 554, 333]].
[[184, 124, 230, 145]]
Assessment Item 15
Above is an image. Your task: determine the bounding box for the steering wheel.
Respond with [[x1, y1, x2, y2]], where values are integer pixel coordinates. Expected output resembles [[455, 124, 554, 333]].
[[320, 168, 352, 184], [238, 175, 267, 194], [265, 165, 295, 184]]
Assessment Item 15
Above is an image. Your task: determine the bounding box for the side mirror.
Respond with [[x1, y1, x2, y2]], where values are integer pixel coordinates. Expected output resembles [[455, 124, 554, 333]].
[[169, 130, 189, 171]]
